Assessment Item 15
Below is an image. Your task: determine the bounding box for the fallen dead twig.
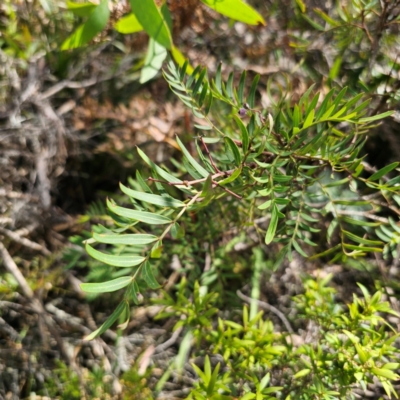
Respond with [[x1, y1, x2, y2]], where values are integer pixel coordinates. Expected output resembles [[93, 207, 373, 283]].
[[0, 240, 35, 299], [0, 227, 50, 255]]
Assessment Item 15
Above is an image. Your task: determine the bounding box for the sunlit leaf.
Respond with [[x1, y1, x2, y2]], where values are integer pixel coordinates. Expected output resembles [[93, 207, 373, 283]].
[[201, 0, 265, 25], [114, 13, 143, 33], [129, 0, 172, 49], [66, 1, 96, 17], [62, 0, 110, 50], [140, 38, 167, 83]]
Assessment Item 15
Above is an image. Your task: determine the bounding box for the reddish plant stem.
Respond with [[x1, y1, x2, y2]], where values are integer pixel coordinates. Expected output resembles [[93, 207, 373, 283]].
[[200, 136, 222, 173]]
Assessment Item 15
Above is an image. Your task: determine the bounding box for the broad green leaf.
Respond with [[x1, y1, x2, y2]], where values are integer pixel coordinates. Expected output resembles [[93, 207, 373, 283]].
[[93, 232, 158, 245], [368, 162, 399, 181], [129, 0, 172, 49], [233, 115, 249, 152], [142, 260, 160, 289], [107, 199, 172, 224], [176, 136, 209, 178], [85, 301, 127, 340], [224, 137, 241, 166], [160, 2, 173, 31], [86, 243, 145, 267], [114, 13, 143, 33], [265, 203, 279, 244], [140, 38, 167, 83], [81, 276, 132, 293], [119, 183, 185, 208], [66, 1, 96, 17], [61, 0, 110, 50], [201, 0, 265, 25]]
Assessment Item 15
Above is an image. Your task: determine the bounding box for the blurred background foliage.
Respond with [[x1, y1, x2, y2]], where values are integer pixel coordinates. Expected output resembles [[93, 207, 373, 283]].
[[0, 0, 400, 398]]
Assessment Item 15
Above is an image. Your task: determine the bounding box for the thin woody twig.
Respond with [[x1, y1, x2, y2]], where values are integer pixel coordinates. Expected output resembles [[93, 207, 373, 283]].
[[0, 227, 50, 255], [0, 241, 35, 299], [200, 136, 222, 173], [148, 168, 242, 199]]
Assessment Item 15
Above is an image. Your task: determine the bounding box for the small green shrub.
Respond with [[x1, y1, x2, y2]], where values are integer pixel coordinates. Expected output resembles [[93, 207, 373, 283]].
[[79, 58, 400, 398]]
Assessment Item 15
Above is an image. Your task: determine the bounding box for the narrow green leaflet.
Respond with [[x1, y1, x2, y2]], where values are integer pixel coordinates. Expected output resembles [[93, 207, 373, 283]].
[[343, 230, 383, 246], [85, 301, 128, 340], [247, 74, 260, 108], [140, 38, 167, 83], [137, 147, 195, 194], [368, 162, 399, 181], [201, 0, 265, 25], [114, 13, 143, 34], [93, 232, 158, 245], [303, 109, 315, 129], [142, 260, 160, 289], [176, 136, 209, 178], [171, 46, 194, 75], [129, 0, 172, 49], [81, 276, 132, 293], [265, 203, 279, 244], [66, 1, 96, 17], [218, 167, 242, 186], [238, 70, 246, 104], [224, 137, 242, 166], [120, 183, 185, 208], [86, 243, 145, 267], [61, 0, 110, 50], [359, 111, 393, 123], [233, 115, 249, 152], [107, 199, 172, 224]]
